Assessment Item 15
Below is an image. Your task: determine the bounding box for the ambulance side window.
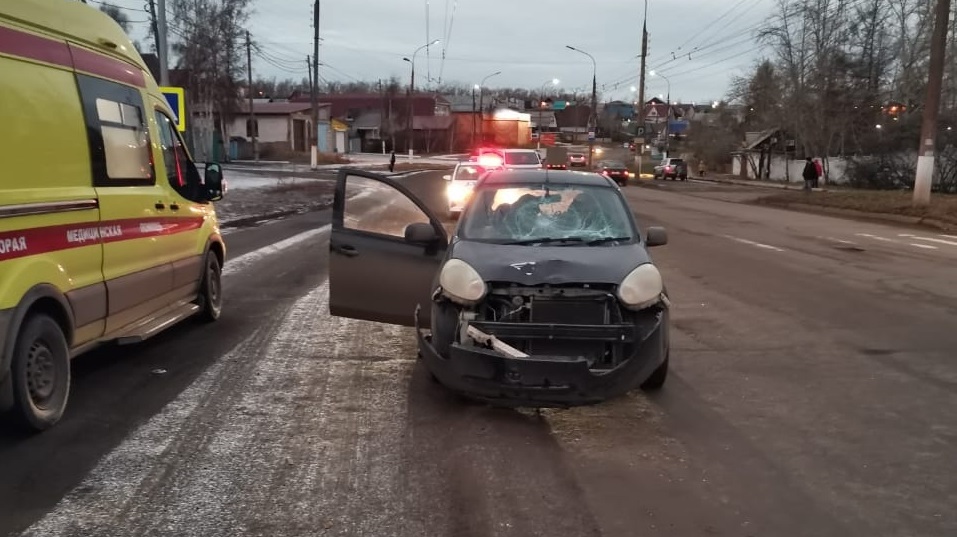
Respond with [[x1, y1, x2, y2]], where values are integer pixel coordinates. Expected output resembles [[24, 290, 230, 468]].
[[76, 74, 155, 186], [155, 111, 205, 202]]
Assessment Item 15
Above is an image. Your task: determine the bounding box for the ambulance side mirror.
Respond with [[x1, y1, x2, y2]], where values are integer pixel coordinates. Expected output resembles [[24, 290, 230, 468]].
[[204, 163, 225, 202]]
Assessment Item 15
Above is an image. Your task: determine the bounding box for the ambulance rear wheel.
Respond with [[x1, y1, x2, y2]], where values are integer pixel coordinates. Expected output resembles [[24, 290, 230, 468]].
[[197, 252, 223, 323], [9, 314, 70, 431]]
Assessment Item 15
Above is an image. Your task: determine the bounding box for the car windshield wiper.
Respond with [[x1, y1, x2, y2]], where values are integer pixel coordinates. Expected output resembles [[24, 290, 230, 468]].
[[586, 236, 632, 245], [502, 237, 587, 246]]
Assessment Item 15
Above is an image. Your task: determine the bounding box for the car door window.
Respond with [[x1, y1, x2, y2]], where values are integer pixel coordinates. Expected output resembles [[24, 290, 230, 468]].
[[154, 111, 205, 202], [76, 74, 154, 186], [342, 174, 430, 238]]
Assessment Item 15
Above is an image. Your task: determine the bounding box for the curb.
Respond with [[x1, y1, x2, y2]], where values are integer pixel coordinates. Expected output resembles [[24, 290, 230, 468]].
[[219, 205, 329, 228]]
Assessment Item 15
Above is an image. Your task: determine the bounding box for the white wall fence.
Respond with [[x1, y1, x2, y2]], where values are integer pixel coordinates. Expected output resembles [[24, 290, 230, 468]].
[[732, 155, 850, 184]]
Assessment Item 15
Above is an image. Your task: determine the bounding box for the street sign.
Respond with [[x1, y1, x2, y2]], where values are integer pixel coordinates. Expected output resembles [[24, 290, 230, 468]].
[[551, 100, 568, 110], [588, 130, 595, 141], [636, 126, 645, 136], [160, 86, 186, 132]]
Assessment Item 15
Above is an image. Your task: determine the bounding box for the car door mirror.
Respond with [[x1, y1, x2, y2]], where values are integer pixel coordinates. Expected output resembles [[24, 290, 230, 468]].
[[645, 226, 668, 247], [204, 163, 225, 201], [404, 222, 439, 244]]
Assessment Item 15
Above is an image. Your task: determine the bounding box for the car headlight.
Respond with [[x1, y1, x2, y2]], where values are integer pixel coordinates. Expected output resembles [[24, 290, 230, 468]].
[[439, 259, 487, 305], [617, 263, 664, 310], [447, 182, 473, 204]]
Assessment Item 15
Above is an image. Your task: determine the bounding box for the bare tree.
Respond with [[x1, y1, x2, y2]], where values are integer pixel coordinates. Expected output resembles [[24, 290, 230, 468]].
[[169, 0, 252, 161]]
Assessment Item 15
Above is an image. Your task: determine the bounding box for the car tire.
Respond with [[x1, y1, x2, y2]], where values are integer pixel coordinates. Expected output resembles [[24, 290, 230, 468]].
[[8, 314, 70, 431], [196, 251, 223, 323], [640, 354, 668, 391]]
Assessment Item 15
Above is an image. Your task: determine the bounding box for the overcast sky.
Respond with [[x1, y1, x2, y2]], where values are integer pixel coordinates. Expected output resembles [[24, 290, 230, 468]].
[[101, 0, 777, 104]]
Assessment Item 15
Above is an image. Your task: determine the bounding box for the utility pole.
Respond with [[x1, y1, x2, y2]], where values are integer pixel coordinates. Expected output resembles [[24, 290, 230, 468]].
[[471, 84, 477, 147], [637, 0, 648, 172], [311, 0, 320, 164], [246, 30, 258, 162], [913, 0, 951, 206], [156, 0, 169, 85], [590, 70, 597, 168]]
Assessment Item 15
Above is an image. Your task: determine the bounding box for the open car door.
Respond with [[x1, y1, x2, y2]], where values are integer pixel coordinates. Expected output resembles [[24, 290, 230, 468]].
[[329, 168, 449, 327]]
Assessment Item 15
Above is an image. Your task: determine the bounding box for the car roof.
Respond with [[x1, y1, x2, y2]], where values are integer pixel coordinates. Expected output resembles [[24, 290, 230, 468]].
[[479, 169, 615, 187]]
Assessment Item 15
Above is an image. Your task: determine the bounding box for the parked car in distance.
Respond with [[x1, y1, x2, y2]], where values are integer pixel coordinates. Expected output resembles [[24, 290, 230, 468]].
[[598, 160, 631, 186], [328, 168, 672, 408], [568, 153, 587, 167], [653, 158, 688, 180]]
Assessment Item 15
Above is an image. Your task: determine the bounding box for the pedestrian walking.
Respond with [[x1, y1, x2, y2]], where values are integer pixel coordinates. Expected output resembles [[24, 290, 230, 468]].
[[813, 158, 824, 188], [801, 157, 816, 191], [389, 151, 396, 173], [698, 159, 706, 178]]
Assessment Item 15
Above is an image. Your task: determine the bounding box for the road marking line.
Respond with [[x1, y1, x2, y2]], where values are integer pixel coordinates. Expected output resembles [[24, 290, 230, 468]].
[[722, 234, 785, 252], [941, 234, 957, 240], [223, 224, 330, 276], [898, 234, 957, 247], [822, 237, 856, 244], [909, 243, 939, 250], [856, 233, 898, 243]]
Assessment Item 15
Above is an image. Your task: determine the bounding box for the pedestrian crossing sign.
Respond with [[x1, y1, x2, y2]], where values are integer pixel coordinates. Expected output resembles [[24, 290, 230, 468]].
[[160, 86, 186, 132]]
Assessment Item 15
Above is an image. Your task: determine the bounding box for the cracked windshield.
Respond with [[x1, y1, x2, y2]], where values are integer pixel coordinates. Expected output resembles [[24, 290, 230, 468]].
[[1, 0, 954, 536], [461, 185, 633, 243]]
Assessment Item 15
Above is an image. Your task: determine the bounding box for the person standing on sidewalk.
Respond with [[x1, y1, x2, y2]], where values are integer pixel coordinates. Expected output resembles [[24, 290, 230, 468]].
[[813, 158, 824, 188], [389, 151, 396, 173], [802, 157, 816, 191], [698, 159, 706, 178]]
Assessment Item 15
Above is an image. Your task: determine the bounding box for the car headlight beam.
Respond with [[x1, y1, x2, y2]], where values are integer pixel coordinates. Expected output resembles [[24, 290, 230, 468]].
[[617, 263, 664, 310], [439, 259, 487, 305]]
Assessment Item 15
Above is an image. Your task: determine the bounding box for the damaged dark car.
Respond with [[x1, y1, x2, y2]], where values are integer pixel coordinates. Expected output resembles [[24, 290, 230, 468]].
[[328, 167, 671, 407]]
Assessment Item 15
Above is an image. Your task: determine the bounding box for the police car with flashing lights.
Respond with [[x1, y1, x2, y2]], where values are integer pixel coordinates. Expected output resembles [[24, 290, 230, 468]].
[[443, 161, 492, 219]]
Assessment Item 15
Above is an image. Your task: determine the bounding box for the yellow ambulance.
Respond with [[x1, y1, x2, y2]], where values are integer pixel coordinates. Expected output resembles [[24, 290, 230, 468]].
[[1, 0, 227, 431]]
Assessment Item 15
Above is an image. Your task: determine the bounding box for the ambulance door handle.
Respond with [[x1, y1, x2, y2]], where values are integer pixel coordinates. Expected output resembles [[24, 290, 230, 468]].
[[155, 202, 166, 210], [169, 203, 180, 211]]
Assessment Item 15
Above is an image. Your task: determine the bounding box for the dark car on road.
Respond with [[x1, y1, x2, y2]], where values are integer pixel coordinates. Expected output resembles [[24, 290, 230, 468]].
[[598, 160, 631, 186], [328, 168, 671, 407]]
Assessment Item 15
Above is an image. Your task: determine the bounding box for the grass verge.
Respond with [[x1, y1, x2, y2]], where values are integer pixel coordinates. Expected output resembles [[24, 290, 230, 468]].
[[753, 190, 957, 226]]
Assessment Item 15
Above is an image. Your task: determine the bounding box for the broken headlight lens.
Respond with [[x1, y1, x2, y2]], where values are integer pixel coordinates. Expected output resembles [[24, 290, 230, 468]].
[[617, 263, 663, 310], [439, 259, 487, 305]]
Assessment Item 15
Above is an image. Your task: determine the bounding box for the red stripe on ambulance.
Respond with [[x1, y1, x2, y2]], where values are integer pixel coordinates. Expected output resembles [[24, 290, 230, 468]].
[[0, 217, 205, 262]]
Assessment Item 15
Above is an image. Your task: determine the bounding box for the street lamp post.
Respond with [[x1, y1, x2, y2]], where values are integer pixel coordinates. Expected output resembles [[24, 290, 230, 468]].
[[537, 78, 560, 151], [650, 70, 671, 155], [566, 45, 597, 167], [477, 70, 501, 144], [403, 38, 441, 154]]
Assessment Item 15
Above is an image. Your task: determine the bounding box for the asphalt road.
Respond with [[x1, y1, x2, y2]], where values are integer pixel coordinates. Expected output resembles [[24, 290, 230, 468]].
[[2, 171, 956, 537]]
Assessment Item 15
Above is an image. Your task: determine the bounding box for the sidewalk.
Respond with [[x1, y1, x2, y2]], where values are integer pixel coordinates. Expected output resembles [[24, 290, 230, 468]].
[[692, 173, 825, 191]]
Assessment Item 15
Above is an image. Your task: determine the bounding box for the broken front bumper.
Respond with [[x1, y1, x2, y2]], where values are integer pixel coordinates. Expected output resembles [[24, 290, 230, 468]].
[[414, 305, 668, 407]]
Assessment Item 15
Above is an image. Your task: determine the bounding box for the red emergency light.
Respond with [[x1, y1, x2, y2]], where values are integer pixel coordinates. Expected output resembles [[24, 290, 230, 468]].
[[477, 153, 504, 168]]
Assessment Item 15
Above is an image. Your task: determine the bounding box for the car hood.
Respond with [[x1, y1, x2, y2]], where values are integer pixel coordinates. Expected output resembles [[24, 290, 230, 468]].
[[449, 239, 650, 285]]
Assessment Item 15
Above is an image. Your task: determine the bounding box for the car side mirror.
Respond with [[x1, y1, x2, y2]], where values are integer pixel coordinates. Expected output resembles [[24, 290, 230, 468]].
[[204, 163, 225, 201], [443, 174, 452, 181], [645, 226, 668, 247], [404, 222, 439, 244]]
